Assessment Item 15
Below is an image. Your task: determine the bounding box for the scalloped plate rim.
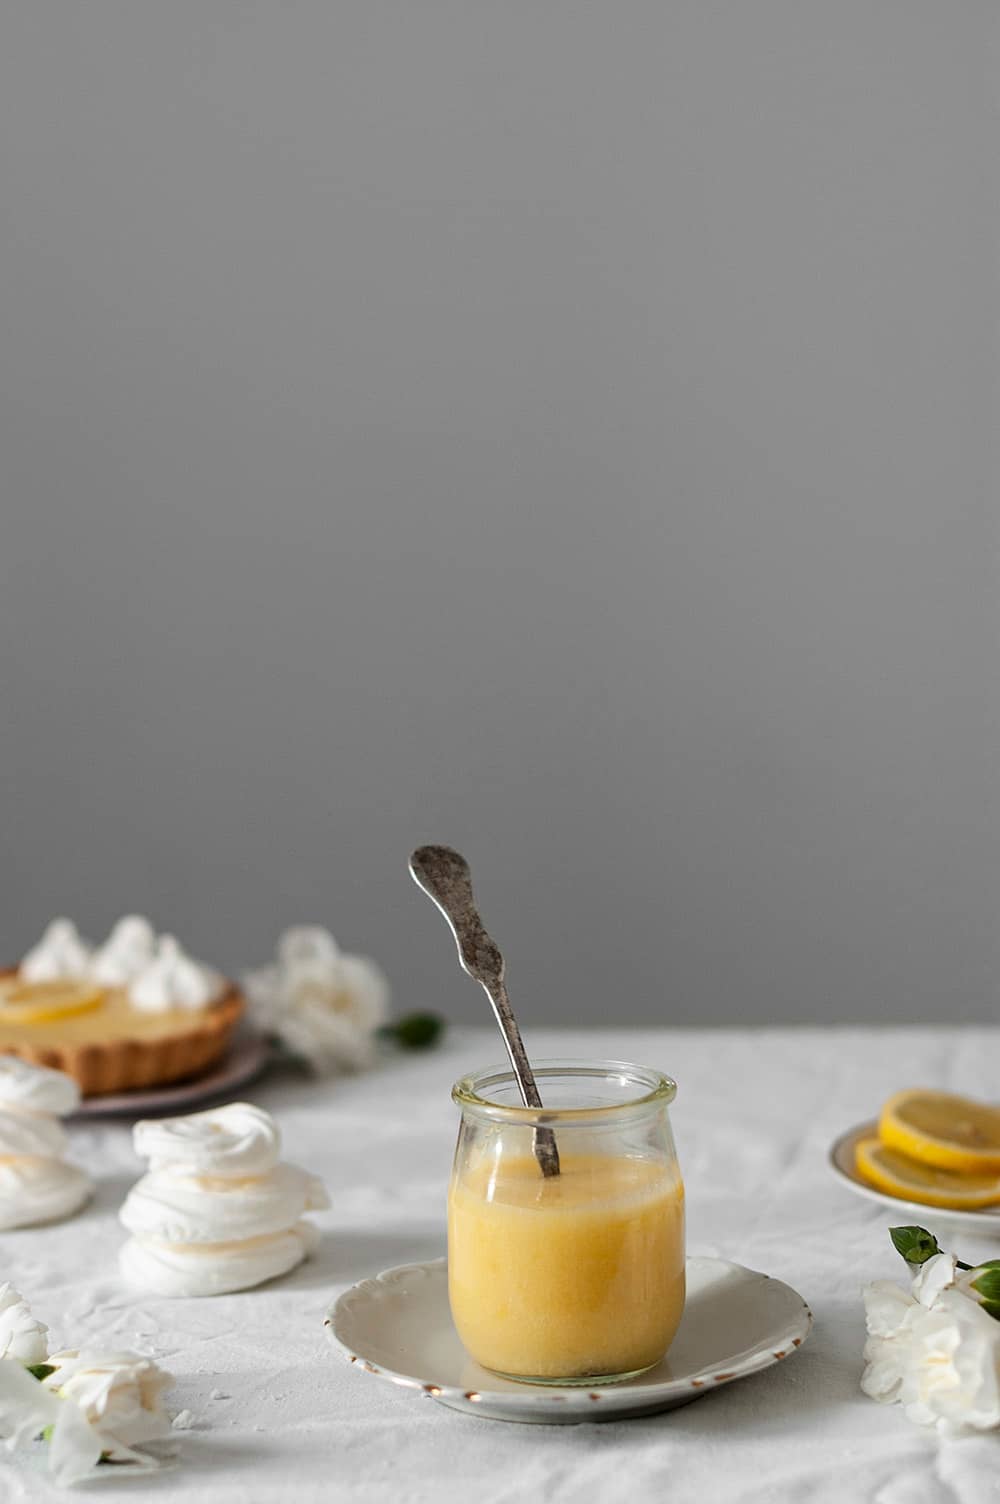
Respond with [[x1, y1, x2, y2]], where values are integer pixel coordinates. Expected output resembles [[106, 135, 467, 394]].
[[324, 1254, 813, 1424]]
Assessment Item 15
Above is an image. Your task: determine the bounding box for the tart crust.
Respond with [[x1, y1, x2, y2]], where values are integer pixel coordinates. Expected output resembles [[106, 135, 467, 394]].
[[0, 972, 244, 1096]]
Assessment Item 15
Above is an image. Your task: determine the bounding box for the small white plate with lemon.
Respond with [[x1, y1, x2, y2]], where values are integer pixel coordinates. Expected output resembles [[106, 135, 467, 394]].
[[830, 1089, 1000, 1239]]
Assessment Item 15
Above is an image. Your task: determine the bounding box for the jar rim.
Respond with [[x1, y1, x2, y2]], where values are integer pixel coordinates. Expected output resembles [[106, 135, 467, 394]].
[[451, 1057, 677, 1124]]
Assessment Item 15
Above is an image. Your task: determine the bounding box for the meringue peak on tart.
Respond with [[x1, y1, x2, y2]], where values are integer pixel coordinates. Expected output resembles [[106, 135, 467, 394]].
[[0, 916, 243, 1096], [90, 915, 156, 987], [20, 920, 93, 983]]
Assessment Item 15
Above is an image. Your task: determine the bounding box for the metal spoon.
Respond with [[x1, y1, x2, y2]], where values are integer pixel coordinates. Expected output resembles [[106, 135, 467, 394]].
[[409, 845, 560, 1177]]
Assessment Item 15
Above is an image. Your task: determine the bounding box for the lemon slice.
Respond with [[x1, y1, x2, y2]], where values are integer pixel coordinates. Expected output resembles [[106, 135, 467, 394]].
[[0, 979, 105, 1024], [855, 1136, 1000, 1209], [878, 1088, 1000, 1175]]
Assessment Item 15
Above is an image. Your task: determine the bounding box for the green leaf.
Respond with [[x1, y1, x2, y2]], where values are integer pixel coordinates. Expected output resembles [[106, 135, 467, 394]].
[[972, 1269, 1000, 1301], [890, 1226, 941, 1265], [26, 1364, 55, 1382], [382, 1012, 446, 1050]]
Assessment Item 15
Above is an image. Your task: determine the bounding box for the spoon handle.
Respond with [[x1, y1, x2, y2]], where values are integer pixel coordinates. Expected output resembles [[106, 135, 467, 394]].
[[409, 845, 560, 1177]]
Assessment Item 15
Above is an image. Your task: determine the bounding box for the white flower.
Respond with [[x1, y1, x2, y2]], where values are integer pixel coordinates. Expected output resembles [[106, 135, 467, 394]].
[[45, 1350, 173, 1455], [244, 926, 389, 1075], [0, 1285, 48, 1365], [862, 1252, 1000, 1433], [0, 1347, 174, 1484], [278, 927, 339, 970], [860, 1280, 922, 1403], [899, 1289, 1000, 1432], [0, 1356, 63, 1451]]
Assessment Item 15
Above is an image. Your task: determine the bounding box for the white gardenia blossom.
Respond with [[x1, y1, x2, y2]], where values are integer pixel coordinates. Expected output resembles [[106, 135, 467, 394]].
[[0, 1347, 174, 1484], [900, 1289, 1000, 1432], [244, 926, 390, 1074], [45, 1349, 174, 1453], [0, 1284, 48, 1365], [277, 926, 340, 970], [862, 1251, 1000, 1433]]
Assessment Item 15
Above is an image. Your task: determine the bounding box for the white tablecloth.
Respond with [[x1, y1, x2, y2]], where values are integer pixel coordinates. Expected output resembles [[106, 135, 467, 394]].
[[3, 1026, 999, 1503]]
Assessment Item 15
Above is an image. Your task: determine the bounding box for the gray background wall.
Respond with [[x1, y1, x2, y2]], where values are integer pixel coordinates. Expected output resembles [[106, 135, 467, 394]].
[[1, 3, 997, 1027]]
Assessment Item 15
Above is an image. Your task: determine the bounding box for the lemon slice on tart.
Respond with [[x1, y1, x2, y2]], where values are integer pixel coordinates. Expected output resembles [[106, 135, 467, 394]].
[[0, 979, 105, 1024], [878, 1088, 1000, 1175], [0, 919, 245, 1097], [855, 1137, 1000, 1210]]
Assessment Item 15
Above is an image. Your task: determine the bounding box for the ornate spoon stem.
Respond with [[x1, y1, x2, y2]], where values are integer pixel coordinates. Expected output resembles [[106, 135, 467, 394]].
[[409, 845, 559, 1178]]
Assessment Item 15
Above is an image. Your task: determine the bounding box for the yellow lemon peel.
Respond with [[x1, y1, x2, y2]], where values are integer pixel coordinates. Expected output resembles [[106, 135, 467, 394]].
[[878, 1088, 1000, 1175], [0, 979, 105, 1025], [856, 1135, 1000, 1210]]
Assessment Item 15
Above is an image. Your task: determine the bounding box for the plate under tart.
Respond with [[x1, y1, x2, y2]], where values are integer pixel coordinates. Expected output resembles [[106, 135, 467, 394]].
[[0, 970, 246, 1097], [67, 1031, 272, 1117], [325, 1256, 812, 1424], [829, 1119, 1000, 1240]]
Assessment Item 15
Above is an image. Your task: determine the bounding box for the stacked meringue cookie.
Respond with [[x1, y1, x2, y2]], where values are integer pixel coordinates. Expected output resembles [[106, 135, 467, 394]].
[[119, 1103, 328, 1296], [0, 1059, 93, 1229]]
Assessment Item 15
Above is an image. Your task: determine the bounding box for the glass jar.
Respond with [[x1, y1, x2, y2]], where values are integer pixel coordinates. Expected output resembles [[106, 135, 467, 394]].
[[447, 1059, 684, 1385]]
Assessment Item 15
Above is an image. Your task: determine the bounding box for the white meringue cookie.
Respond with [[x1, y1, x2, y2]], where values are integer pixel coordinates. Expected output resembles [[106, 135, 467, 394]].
[[0, 1060, 91, 1227], [89, 915, 156, 986], [133, 1103, 280, 1179], [0, 1057, 80, 1117], [121, 1102, 326, 1295], [0, 1107, 68, 1159], [0, 1158, 93, 1231], [129, 935, 223, 1012], [20, 919, 93, 983], [120, 1163, 329, 1245], [119, 1223, 318, 1297]]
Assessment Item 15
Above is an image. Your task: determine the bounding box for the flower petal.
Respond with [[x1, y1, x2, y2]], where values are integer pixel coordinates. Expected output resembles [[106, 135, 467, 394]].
[[242, 928, 390, 1076], [0, 1353, 62, 1450], [48, 1391, 103, 1486], [337, 956, 390, 1031], [277, 927, 340, 969], [912, 1253, 957, 1308], [862, 1280, 916, 1338], [861, 1337, 908, 1403]]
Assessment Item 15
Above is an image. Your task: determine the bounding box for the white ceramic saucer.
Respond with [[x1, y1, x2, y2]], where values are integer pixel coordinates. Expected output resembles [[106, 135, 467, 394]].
[[325, 1256, 812, 1424], [829, 1119, 1000, 1241]]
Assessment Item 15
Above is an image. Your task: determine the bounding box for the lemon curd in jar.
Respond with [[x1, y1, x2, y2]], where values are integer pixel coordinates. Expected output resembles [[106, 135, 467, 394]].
[[448, 1062, 685, 1384]]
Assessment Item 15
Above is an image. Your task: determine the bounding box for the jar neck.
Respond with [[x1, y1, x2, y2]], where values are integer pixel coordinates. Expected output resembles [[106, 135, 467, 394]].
[[452, 1058, 676, 1129]]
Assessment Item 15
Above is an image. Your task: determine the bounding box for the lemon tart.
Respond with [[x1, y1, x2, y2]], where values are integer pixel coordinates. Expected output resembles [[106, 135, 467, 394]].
[[0, 919, 244, 1096]]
